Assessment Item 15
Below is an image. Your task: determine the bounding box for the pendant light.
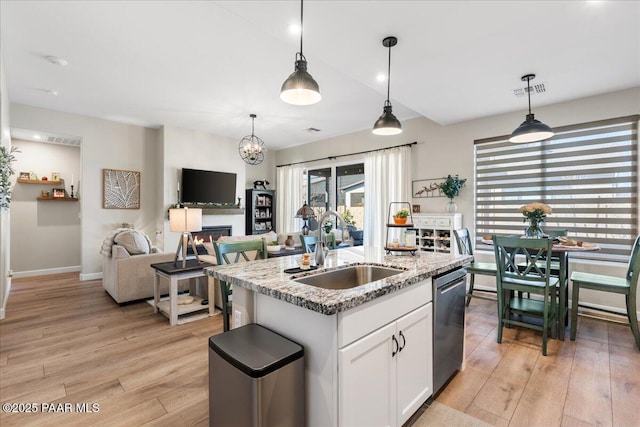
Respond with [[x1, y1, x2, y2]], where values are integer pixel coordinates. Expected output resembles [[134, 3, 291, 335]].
[[280, 0, 321, 105], [238, 114, 266, 165], [509, 74, 554, 143], [373, 36, 402, 136]]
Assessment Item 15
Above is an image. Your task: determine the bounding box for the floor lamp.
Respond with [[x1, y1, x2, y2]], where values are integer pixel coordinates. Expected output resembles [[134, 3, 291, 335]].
[[169, 207, 202, 268]]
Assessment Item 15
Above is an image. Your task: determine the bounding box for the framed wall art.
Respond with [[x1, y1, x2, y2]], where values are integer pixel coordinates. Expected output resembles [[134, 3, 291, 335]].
[[51, 172, 61, 181], [19, 172, 30, 180], [412, 178, 445, 198], [52, 188, 65, 198], [103, 169, 141, 209]]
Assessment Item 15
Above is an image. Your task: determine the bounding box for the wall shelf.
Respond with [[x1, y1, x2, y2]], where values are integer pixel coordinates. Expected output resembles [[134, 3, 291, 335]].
[[37, 197, 79, 202], [18, 178, 62, 185]]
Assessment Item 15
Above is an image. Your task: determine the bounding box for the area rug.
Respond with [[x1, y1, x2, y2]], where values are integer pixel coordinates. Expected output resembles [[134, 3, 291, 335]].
[[411, 402, 491, 427]]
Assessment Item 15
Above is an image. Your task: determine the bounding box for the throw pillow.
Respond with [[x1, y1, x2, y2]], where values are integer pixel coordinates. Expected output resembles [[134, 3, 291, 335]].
[[114, 230, 151, 255]]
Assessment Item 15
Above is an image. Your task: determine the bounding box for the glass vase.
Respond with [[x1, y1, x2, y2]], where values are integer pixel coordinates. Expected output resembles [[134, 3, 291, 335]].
[[525, 220, 544, 238], [446, 199, 457, 213]]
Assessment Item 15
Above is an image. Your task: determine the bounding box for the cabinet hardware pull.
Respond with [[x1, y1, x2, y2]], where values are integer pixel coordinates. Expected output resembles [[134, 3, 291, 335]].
[[399, 330, 406, 352], [391, 334, 399, 357]]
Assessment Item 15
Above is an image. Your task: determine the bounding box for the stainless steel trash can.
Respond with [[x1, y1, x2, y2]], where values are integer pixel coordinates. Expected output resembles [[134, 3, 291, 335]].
[[209, 323, 304, 427]]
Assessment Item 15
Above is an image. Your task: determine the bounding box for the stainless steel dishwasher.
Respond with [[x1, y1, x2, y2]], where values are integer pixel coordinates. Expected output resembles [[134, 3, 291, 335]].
[[433, 267, 467, 394]]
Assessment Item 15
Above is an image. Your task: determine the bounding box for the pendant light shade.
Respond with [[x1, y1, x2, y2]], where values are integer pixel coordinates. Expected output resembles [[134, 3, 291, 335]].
[[373, 36, 402, 136], [280, 0, 321, 105], [238, 114, 266, 165], [509, 74, 554, 143]]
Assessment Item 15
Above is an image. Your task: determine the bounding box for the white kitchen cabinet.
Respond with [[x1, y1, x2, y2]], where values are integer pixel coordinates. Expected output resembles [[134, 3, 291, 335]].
[[338, 303, 433, 427], [412, 213, 462, 254]]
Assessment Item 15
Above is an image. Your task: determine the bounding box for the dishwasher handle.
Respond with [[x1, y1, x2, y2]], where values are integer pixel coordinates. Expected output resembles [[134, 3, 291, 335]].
[[440, 279, 465, 295]]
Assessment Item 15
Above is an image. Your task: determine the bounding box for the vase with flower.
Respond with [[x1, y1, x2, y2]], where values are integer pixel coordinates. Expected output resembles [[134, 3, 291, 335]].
[[519, 202, 552, 238]]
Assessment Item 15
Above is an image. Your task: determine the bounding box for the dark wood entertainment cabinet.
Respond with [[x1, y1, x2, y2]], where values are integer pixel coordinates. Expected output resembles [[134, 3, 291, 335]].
[[245, 189, 275, 235]]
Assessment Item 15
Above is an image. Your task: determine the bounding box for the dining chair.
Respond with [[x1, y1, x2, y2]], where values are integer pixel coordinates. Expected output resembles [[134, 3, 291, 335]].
[[213, 238, 267, 332], [570, 235, 640, 350], [453, 228, 497, 306], [300, 235, 318, 253], [494, 235, 558, 356]]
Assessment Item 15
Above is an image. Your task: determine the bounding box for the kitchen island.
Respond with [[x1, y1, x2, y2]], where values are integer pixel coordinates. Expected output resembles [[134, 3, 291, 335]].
[[206, 246, 471, 427]]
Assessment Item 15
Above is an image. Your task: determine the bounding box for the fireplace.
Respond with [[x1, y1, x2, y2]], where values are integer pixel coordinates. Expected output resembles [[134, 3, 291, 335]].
[[188, 225, 232, 255]]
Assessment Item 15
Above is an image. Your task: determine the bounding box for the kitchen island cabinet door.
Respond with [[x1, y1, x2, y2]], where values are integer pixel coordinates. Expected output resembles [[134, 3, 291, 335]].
[[339, 321, 396, 427], [396, 303, 433, 426]]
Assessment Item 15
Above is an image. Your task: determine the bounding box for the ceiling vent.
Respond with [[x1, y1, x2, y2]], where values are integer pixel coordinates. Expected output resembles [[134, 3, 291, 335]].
[[513, 82, 547, 97], [10, 128, 82, 147], [46, 135, 81, 147], [305, 127, 321, 133]]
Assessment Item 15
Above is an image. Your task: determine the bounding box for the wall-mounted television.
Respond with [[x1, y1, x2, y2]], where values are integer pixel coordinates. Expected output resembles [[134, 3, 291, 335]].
[[181, 168, 237, 205]]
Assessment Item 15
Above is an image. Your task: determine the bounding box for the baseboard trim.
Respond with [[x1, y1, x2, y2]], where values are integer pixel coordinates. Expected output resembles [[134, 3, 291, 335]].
[[0, 308, 5, 320], [80, 272, 102, 281], [12, 266, 81, 278]]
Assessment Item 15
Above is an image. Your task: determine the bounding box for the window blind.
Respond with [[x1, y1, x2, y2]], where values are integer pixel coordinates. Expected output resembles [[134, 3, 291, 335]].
[[475, 115, 639, 262]]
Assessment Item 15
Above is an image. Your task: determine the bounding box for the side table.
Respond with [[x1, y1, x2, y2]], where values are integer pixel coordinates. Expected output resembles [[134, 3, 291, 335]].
[[151, 259, 214, 325]]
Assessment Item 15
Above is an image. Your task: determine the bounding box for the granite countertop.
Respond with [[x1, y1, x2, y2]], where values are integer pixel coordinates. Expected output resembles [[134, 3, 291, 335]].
[[205, 246, 472, 315]]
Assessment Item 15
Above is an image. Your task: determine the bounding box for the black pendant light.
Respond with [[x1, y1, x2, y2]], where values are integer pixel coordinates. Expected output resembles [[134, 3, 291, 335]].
[[509, 74, 554, 143], [373, 36, 402, 136], [280, 0, 321, 105], [238, 114, 266, 165]]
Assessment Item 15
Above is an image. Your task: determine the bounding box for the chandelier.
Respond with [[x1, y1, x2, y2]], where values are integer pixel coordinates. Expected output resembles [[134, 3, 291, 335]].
[[238, 114, 266, 165]]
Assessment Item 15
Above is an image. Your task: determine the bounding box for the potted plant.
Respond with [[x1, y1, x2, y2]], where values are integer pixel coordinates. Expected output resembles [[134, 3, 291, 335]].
[[439, 174, 467, 213], [0, 146, 19, 210], [393, 208, 410, 224]]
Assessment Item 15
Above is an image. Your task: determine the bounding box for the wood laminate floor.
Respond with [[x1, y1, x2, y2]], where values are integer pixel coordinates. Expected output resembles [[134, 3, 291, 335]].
[[0, 274, 638, 426]]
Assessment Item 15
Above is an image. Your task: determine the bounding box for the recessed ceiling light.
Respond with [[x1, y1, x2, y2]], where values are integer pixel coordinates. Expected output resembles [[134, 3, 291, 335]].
[[45, 56, 68, 66], [376, 73, 386, 82], [288, 23, 301, 35], [33, 134, 41, 140], [47, 90, 58, 96]]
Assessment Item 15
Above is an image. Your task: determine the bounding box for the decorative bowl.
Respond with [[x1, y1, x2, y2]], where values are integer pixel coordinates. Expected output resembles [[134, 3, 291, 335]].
[[267, 244, 282, 252]]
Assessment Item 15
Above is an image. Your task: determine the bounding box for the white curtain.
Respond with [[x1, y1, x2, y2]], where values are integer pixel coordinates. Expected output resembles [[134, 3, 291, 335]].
[[276, 165, 304, 234], [364, 146, 411, 248]]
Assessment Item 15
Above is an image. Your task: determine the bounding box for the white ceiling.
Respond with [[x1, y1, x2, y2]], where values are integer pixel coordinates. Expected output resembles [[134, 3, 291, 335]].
[[2, 1, 639, 150]]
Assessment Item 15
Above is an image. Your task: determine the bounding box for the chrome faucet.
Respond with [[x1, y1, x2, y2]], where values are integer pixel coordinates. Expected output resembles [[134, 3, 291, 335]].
[[315, 209, 351, 266]]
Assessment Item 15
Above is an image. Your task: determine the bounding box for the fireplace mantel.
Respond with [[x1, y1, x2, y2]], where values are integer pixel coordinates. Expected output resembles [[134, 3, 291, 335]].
[[168, 206, 245, 216], [200, 207, 244, 215]]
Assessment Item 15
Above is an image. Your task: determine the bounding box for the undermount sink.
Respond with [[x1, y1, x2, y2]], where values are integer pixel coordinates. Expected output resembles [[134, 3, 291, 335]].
[[293, 265, 405, 290]]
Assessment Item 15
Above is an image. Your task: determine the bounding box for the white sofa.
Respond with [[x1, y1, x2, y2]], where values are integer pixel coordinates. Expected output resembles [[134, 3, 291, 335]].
[[102, 244, 175, 303], [101, 227, 177, 304]]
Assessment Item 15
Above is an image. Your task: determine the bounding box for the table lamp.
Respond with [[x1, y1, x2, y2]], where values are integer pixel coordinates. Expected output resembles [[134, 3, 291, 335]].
[[169, 207, 202, 267], [295, 203, 315, 235]]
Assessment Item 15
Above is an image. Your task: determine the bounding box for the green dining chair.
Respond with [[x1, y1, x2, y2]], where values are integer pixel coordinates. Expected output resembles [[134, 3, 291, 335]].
[[453, 228, 497, 306], [213, 238, 267, 332], [570, 235, 640, 350], [494, 235, 558, 356]]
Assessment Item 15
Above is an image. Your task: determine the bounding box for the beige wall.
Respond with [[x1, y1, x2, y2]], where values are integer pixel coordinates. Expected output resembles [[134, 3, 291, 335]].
[[10, 139, 81, 275], [160, 125, 248, 251], [0, 58, 11, 319], [275, 87, 640, 314], [10, 104, 161, 279]]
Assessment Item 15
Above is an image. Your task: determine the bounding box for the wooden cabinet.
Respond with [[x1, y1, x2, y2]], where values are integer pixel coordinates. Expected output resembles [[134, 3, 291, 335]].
[[411, 213, 462, 254], [245, 189, 275, 235], [339, 303, 433, 427]]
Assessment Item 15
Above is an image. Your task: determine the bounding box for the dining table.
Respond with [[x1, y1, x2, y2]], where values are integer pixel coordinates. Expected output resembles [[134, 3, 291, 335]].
[[481, 236, 600, 340]]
